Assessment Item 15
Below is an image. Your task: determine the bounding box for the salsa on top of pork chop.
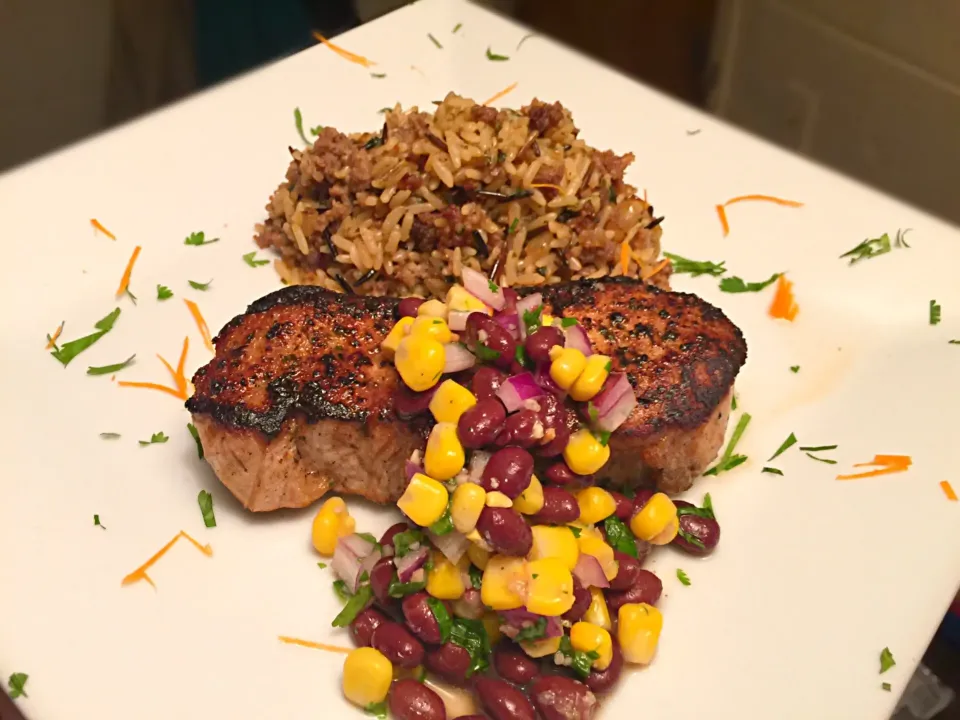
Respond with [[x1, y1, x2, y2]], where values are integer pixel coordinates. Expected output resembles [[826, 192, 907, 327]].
[[186, 277, 746, 512]]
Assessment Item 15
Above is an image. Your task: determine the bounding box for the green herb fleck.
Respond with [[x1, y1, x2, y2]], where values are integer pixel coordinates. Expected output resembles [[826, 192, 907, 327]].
[[393, 529, 424, 558], [594, 429, 611, 447], [880, 647, 896, 674], [184, 231, 219, 246], [768, 432, 797, 461], [663, 252, 726, 277], [310, 124, 324, 135], [513, 617, 547, 642], [719, 273, 781, 293], [365, 702, 388, 720], [604, 516, 638, 558], [704, 413, 751, 476], [188, 279, 212, 291], [560, 317, 577, 328], [568, 526, 581, 538], [930, 299, 941, 325], [488, 279, 499, 292], [187, 423, 204, 459], [293, 107, 310, 145], [388, 578, 428, 598], [676, 569, 691, 586], [508, 218, 519, 234], [840, 231, 909, 265], [157, 284, 173, 300], [558, 636, 598, 679], [243, 251, 270, 268], [881, 682, 892, 692], [86, 354, 135, 376], [94, 514, 106, 530], [317, 562, 327, 569], [731, 394, 737, 411], [7, 672, 28, 699], [587, 402, 599, 424], [805, 453, 837, 464], [608, 185, 617, 203], [604, 360, 613, 372], [790, 365, 800, 373], [473, 344, 502, 363], [333, 585, 372, 627], [468, 564, 483, 590], [428, 33, 442, 49], [333, 579, 353, 602], [50, 308, 121, 366], [950, 340, 960, 345], [99, 432, 121, 439], [138, 432, 168, 447], [799, 444, 837, 452], [521, 305, 543, 334], [515, 344, 532, 369], [197, 490, 216, 528], [426, 596, 453, 642], [762, 467, 784, 475], [429, 505, 454, 535], [449, 618, 491, 676], [486, 46, 510, 61], [370, 72, 387, 79], [378, 107, 393, 114], [452, 23, 462, 33]]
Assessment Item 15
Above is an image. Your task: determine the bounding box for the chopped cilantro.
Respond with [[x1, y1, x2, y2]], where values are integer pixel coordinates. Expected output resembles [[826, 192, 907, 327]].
[[880, 647, 896, 674], [703, 413, 751, 476], [393, 529, 424, 558], [840, 231, 910, 265], [156, 284, 173, 300], [468, 565, 483, 589], [488, 279, 499, 292], [560, 317, 577, 328], [50, 308, 121, 367], [663, 252, 726, 277], [332, 585, 372, 627], [719, 273, 781, 293], [452, 23, 462, 33], [930, 299, 941, 325], [429, 505, 454, 535], [881, 682, 891, 691], [138, 432, 168, 446], [950, 340, 960, 345], [604, 516, 638, 558], [378, 107, 393, 114], [86, 354, 135, 376], [486, 46, 510, 61], [317, 562, 327, 569], [731, 394, 737, 411], [426, 597, 453, 642], [188, 279, 212, 291], [449, 618, 491, 676], [594, 429, 611, 447], [514, 344, 532, 369], [762, 467, 784, 475], [508, 218, 519, 234], [187, 423, 204, 459], [428, 33, 442, 49], [558, 636, 598, 679], [768, 432, 797, 461], [332, 579, 353, 603], [473, 344, 502, 363], [521, 305, 543, 334], [790, 365, 800, 373], [568, 526, 581, 538], [388, 578, 427, 598], [293, 107, 310, 145], [676, 569, 691, 586], [587, 403, 599, 424], [604, 360, 612, 372], [370, 72, 387, 79], [365, 702, 388, 720], [243, 251, 270, 267], [7, 672, 28, 699], [805, 453, 837, 464], [94, 514, 106, 530], [184, 231, 219, 246], [197, 490, 216, 528], [798, 444, 837, 452], [513, 617, 547, 642]]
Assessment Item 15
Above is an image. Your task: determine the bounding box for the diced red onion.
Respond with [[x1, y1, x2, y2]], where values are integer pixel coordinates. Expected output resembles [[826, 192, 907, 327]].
[[501, 288, 519, 312], [443, 342, 476, 372], [360, 549, 382, 576], [493, 312, 520, 339], [496, 372, 545, 413], [596, 387, 637, 433], [462, 267, 505, 311], [429, 530, 468, 565], [591, 373, 632, 417], [564, 323, 593, 356], [341, 533, 376, 558], [499, 610, 563, 639], [467, 451, 491, 484], [573, 553, 609, 588], [447, 310, 473, 331], [333, 533, 377, 593], [405, 460, 422, 482], [452, 589, 485, 620], [533, 364, 566, 399], [395, 546, 430, 582], [515, 293, 543, 340], [409, 567, 426, 584]]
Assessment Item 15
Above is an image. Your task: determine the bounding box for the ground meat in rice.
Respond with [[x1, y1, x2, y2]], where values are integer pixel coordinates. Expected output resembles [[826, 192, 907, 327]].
[[255, 92, 667, 297]]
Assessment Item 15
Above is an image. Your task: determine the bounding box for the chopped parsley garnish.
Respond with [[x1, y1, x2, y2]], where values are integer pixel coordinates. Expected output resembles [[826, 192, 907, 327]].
[[951, 340, 960, 345], [841, 230, 910, 265], [731, 394, 737, 411], [332, 585, 372, 627], [365, 702, 388, 720], [513, 617, 547, 642], [603, 516, 638, 558], [662, 252, 726, 277], [508, 218, 519, 234], [881, 682, 892, 692], [333, 579, 353, 602], [569, 526, 581, 538], [426, 597, 453, 642], [488, 279, 499, 292], [138, 432, 169, 447], [676, 569, 691, 586], [94, 514, 106, 530], [790, 365, 800, 373], [157, 284, 173, 300], [560, 317, 577, 328], [317, 562, 327, 569], [188, 279, 212, 291], [762, 467, 784, 475], [468, 564, 483, 589], [768, 432, 797, 461], [587, 403, 599, 424], [930, 299, 941, 325], [7, 672, 28, 699], [293, 107, 311, 145], [452, 23, 462, 33], [449, 618, 491, 676], [388, 578, 427, 598], [356, 532, 380, 547], [50, 308, 121, 366], [243, 251, 270, 268], [604, 360, 613, 372], [686, 129, 702, 135], [594, 429, 611, 447], [521, 305, 543, 334], [703, 413, 751, 476], [197, 490, 216, 528], [805, 453, 837, 464], [370, 72, 387, 79], [515, 344, 532, 368], [392, 529, 424, 558], [184, 231, 219, 246], [880, 647, 896, 674], [99, 432, 121, 439], [486, 46, 510, 61], [309, 125, 324, 135], [86, 354, 135, 376], [719, 273, 781, 293], [473, 344, 502, 363], [187, 423, 204, 459], [428, 33, 442, 48], [558, 636, 599, 679], [676, 493, 716, 521], [608, 185, 617, 203]]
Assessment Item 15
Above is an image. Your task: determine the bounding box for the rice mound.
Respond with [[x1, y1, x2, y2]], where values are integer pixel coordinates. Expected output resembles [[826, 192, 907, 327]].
[[255, 92, 670, 298]]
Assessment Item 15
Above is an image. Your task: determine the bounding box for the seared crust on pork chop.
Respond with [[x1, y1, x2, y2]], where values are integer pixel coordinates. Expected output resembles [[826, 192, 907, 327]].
[[187, 278, 746, 511]]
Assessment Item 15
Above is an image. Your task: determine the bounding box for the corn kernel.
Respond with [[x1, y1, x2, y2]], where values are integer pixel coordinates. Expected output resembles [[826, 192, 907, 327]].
[[418, 299, 448, 319], [617, 603, 663, 665], [569, 354, 612, 402], [563, 429, 611, 476], [577, 528, 618, 581], [575, 487, 617, 525], [424, 422, 466, 481], [395, 336, 446, 392], [541, 313, 555, 327], [410, 315, 454, 344], [467, 543, 490, 570], [513, 474, 544, 515], [482, 612, 502, 645], [342, 647, 392, 708], [525, 557, 575, 616], [548, 346, 587, 390], [428, 379, 477, 424], [465, 528, 491, 551], [485, 491, 513, 508], [629, 493, 678, 543], [481, 555, 527, 610], [650, 515, 679, 545], [427, 551, 466, 600], [381, 316, 415, 357], [570, 622, 613, 671], [528, 525, 579, 571], [397, 473, 449, 527], [520, 636, 561, 658], [584, 587, 612, 631], [452, 482, 486, 534], [446, 285, 492, 314], [311, 497, 356, 556]]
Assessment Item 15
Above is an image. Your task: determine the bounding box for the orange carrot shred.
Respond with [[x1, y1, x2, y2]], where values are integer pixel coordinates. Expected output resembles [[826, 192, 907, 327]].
[[716, 195, 802, 236], [312, 31, 375, 67], [836, 454, 912, 481], [768, 274, 799, 321], [941, 481, 958, 501], [278, 636, 352, 654], [115, 245, 142, 298], [45, 321, 64, 349], [483, 82, 518, 106], [116, 381, 187, 400], [715, 204, 730, 236], [121, 530, 212, 588], [620, 242, 630, 275], [185, 299, 214, 352], [90, 218, 116, 240], [641, 258, 670, 281]]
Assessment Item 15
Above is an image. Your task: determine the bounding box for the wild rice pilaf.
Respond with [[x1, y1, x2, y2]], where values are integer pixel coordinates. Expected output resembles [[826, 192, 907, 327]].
[[255, 92, 670, 297]]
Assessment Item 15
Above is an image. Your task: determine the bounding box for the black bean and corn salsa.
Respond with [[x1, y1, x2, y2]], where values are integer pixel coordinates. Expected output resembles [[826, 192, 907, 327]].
[[310, 269, 721, 720]]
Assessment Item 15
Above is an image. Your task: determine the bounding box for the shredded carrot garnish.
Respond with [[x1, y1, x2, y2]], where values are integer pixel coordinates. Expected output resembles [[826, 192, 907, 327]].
[[118, 337, 190, 400], [278, 636, 352, 654], [483, 81, 518, 106], [641, 258, 670, 281], [121, 530, 212, 588], [768, 274, 799, 321], [530, 183, 565, 193], [90, 218, 116, 240], [116, 381, 186, 400], [312, 31, 375, 67], [836, 454, 912, 481], [115, 245, 142, 298], [716, 194, 802, 236], [941, 481, 958, 501], [45, 321, 64, 349], [185, 299, 214, 352], [619, 242, 631, 275]]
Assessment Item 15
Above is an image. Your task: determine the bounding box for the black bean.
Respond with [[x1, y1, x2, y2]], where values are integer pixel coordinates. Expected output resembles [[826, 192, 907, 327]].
[[425, 641, 472, 684], [495, 409, 543, 449], [481, 447, 534, 498], [476, 506, 532, 556], [463, 313, 516, 369], [350, 607, 388, 647], [389, 678, 446, 720], [472, 366, 506, 401], [380, 522, 411, 552], [402, 591, 445, 644], [457, 398, 506, 449], [672, 500, 721, 555], [605, 569, 662, 612], [370, 557, 398, 607], [609, 551, 642, 591], [530, 675, 599, 720], [524, 326, 565, 365], [474, 677, 536, 720], [371, 621, 425, 669], [586, 639, 623, 694], [493, 645, 541, 685], [529, 486, 579, 525]]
